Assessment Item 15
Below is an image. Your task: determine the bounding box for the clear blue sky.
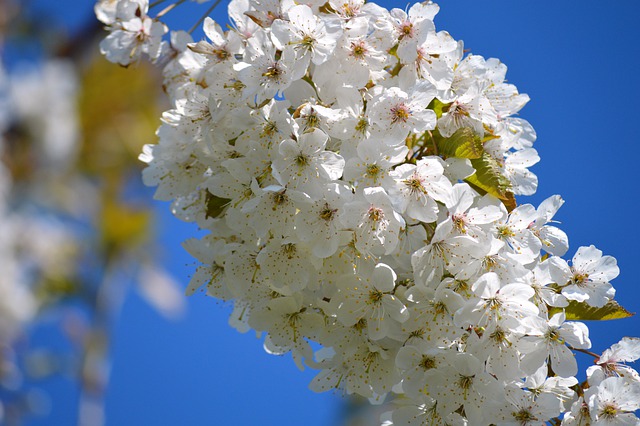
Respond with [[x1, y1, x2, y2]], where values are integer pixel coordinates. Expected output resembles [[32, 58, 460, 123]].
[[24, 1, 640, 425]]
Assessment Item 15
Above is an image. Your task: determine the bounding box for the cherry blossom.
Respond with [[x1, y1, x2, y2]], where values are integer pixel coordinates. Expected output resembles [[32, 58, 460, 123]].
[[95, 0, 640, 424]]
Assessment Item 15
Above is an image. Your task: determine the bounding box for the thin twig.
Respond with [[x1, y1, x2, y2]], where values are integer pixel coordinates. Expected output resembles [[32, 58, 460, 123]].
[[427, 130, 437, 156], [149, 0, 169, 8], [189, 0, 224, 34], [567, 344, 600, 359], [155, 0, 187, 19]]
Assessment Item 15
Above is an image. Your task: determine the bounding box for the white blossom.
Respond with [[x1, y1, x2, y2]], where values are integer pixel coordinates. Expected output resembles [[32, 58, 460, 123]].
[[99, 0, 640, 423]]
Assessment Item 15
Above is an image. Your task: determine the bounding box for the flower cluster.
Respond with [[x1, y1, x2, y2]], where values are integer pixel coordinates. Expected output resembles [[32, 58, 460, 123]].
[[95, 0, 214, 66], [97, 0, 640, 424]]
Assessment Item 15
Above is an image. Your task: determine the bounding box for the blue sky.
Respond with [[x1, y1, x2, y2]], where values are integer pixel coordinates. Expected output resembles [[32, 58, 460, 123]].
[[24, 0, 640, 425]]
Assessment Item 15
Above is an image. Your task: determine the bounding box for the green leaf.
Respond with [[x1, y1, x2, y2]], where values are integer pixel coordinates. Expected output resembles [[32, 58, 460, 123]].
[[205, 190, 230, 219], [427, 98, 449, 119], [436, 127, 483, 159], [465, 153, 516, 211], [549, 300, 634, 321], [388, 43, 398, 58], [318, 1, 337, 14]]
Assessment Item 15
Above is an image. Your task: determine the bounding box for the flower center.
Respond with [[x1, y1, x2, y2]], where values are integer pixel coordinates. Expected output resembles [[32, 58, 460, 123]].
[[365, 164, 381, 178], [572, 271, 589, 286], [300, 35, 315, 48], [457, 374, 473, 390], [390, 103, 411, 124], [342, 2, 356, 17], [262, 63, 282, 79], [281, 243, 297, 259], [350, 41, 367, 59], [368, 289, 384, 304], [449, 101, 470, 117], [355, 117, 368, 135], [453, 213, 467, 233], [213, 48, 229, 61], [295, 153, 310, 167], [490, 328, 509, 345], [363, 350, 379, 373], [483, 255, 499, 272], [419, 355, 436, 370], [601, 404, 618, 419], [400, 21, 414, 38], [513, 409, 537, 424], [304, 113, 319, 129], [403, 176, 426, 195], [368, 206, 384, 223], [261, 120, 277, 138], [271, 190, 288, 207], [487, 296, 502, 310], [319, 203, 337, 221], [497, 225, 515, 238], [545, 328, 565, 344], [353, 318, 367, 331]]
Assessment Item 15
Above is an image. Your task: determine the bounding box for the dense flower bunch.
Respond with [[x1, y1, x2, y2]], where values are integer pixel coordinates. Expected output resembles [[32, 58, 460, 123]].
[[95, 0, 213, 66], [97, 0, 640, 424]]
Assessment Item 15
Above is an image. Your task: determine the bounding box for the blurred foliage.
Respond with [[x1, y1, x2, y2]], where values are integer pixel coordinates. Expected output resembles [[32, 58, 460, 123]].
[[78, 56, 163, 178], [77, 56, 164, 257]]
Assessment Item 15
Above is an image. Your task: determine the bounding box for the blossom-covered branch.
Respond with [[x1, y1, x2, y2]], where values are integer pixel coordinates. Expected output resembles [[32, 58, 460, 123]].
[[95, 0, 640, 424]]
